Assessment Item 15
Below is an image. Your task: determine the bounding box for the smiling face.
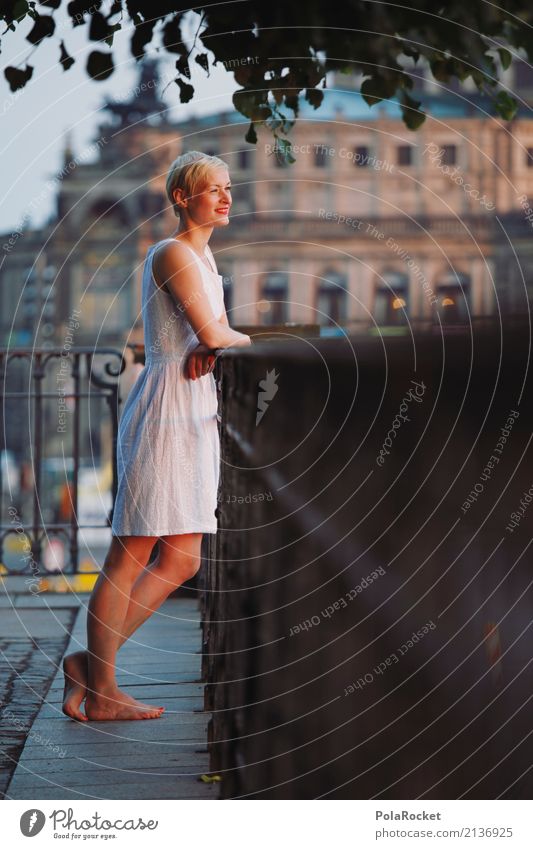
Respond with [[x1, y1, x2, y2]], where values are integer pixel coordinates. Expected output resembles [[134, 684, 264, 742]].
[[174, 165, 232, 229]]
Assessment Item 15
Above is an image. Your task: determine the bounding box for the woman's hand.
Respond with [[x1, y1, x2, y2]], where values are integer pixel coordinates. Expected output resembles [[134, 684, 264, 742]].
[[185, 343, 217, 380]]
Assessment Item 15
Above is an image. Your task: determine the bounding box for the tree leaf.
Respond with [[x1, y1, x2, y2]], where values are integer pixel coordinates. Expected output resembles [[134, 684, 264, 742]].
[[195, 52, 209, 75], [273, 135, 295, 165], [11, 0, 30, 21], [497, 47, 512, 70], [162, 16, 183, 54], [431, 59, 454, 82], [233, 64, 253, 85], [4, 0, 531, 144], [232, 88, 256, 118], [175, 77, 194, 103], [175, 54, 190, 79], [59, 39, 75, 71], [88, 11, 118, 42], [360, 75, 391, 107], [86, 50, 114, 80], [494, 90, 518, 121], [304, 87, 324, 109], [401, 91, 425, 130], [256, 105, 272, 120], [66, 0, 102, 28], [4, 63, 33, 91], [284, 93, 299, 114], [103, 23, 120, 48], [26, 12, 55, 45], [245, 121, 257, 144], [131, 19, 156, 60]]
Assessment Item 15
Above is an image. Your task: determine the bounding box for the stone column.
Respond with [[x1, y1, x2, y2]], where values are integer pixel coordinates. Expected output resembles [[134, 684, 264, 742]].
[[289, 260, 315, 324], [232, 259, 258, 324]]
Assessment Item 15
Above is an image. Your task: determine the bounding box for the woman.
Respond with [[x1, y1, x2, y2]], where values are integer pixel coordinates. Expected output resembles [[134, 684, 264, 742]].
[[62, 151, 251, 721]]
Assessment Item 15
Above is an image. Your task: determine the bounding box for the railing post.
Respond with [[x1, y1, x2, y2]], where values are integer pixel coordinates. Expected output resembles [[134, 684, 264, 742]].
[[31, 352, 44, 569], [69, 352, 81, 572]]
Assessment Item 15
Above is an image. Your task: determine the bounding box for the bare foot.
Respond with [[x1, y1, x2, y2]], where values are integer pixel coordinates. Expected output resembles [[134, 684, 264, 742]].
[[85, 688, 165, 721], [62, 651, 165, 720], [105, 688, 165, 713], [62, 651, 89, 722]]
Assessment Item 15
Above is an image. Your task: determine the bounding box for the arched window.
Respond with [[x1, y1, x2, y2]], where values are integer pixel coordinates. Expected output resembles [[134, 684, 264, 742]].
[[88, 197, 130, 230], [258, 272, 288, 325], [435, 272, 470, 324], [374, 271, 409, 325], [316, 269, 348, 326]]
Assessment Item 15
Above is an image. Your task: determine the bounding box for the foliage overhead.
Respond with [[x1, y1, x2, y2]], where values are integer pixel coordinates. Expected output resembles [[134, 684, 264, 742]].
[[2, 0, 532, 162]]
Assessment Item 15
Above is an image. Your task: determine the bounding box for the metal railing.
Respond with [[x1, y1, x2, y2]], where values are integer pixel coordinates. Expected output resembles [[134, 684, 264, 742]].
[[0, 326, 318, 577], [200, 319, 533, 799], [0, 346, 126, 575]]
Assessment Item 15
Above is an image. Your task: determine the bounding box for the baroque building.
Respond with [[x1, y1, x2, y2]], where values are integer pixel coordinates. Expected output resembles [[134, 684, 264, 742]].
[[2, 58, 533, 351]]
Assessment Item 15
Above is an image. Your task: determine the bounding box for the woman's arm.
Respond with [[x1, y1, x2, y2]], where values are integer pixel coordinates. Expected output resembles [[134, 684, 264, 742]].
[[185, 305, 248, 380], [152, 241, 251, 350]]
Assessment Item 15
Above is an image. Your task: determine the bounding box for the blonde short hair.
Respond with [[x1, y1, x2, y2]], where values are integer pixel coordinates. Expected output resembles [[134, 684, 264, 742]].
[[166, 150, 228, 219]]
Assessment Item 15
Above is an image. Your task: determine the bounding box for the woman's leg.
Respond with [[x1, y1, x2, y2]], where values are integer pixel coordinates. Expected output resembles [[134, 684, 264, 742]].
[[120, 533, 203, 638], [62, 533, 203, 720], [84, 534, 164, 721]]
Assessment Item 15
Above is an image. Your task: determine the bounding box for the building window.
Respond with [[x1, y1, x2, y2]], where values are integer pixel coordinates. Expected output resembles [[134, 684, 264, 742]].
[[268, 180, 292, 218], [526, 148, 533, 168], [238, 149, 251, 169], [142, 192, 166, 218], [231, 183, 253, 206], [373, 272, 409, 325], [397, 145, 413, 166], [84, 290, 132, 332], [314, 145, 329, 167], [435, 272, 470, 324], [258, 272, 288, 324], [88, 198, 130, 229], [353, 145, 370, 166], [81, 256, 133, 332], [316, 270, 347, 326], [440, 145, 457, 166]]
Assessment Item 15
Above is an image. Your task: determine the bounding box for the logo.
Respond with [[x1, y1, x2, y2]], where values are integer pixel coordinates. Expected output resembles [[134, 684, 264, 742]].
[[256, 368, 279, 425], [20, 809, 46, 837]]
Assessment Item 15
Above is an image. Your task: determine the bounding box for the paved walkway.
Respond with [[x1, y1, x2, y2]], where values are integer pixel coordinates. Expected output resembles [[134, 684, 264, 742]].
[[7, 595, 217, 800]]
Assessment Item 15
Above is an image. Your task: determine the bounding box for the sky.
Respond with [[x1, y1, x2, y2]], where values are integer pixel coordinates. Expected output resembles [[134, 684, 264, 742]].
[[0, 9, 236, 234]]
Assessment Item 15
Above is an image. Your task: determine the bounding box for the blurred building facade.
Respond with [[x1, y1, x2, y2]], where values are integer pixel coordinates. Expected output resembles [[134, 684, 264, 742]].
[[2, 57, 533, 351]]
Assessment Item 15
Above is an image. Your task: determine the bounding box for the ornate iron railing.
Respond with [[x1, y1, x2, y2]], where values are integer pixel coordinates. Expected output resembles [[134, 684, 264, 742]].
[[0, 325, 318, 578], [0, 346, 126, 575]]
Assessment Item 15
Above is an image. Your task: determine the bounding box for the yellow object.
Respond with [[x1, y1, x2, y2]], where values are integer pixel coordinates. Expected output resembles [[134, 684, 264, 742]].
[[392, 297, 406, 309], [37, 573, 98, 593], [198, 774, 222, 783], [5, 534, 30, 552]]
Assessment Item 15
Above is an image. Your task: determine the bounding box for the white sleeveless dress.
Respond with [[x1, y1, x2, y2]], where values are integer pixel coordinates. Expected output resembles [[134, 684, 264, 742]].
[[110, 237, 225, 537]]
